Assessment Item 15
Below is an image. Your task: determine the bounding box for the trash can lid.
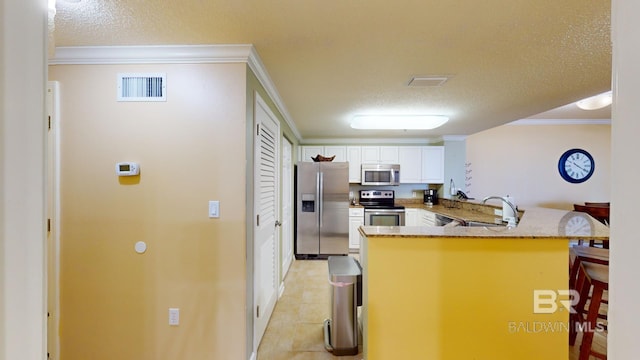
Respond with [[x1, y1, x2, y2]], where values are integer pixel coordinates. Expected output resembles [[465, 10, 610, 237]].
[[328, 256, 361, 276]]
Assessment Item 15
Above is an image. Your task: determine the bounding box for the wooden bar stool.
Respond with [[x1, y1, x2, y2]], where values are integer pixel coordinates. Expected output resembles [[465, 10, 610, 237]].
[[570, 261, 608, 360], [573, 204, 610, 248], [568, 246, 608, 346]]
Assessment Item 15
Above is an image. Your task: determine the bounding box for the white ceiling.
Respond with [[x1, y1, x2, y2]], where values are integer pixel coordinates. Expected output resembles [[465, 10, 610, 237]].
[[51, 0, 612, 142]]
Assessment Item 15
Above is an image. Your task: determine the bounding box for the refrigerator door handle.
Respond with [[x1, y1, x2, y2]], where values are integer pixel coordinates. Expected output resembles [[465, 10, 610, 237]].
[[319, 171, 324, 228]]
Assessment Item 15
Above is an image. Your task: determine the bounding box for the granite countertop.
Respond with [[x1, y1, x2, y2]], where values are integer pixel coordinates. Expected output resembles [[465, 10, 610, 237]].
[[359, 202, 610, 240], [402, 203, 503, 224]]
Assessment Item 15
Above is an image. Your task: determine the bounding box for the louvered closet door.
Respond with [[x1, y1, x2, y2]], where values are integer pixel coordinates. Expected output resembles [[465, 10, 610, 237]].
[[253, 93, 280, 350]]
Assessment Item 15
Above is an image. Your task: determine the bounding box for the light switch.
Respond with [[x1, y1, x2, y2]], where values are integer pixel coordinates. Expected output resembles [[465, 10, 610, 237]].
[[209, 200, 220, 218], [169, 308, 179, 326]]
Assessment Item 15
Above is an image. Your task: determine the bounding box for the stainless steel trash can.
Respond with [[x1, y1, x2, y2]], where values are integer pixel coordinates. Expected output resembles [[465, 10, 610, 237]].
[[323, 256, 362, 356]]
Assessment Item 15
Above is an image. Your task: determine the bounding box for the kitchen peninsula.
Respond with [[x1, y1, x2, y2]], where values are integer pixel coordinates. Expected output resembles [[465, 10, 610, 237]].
[[358, 203, 609, 360]]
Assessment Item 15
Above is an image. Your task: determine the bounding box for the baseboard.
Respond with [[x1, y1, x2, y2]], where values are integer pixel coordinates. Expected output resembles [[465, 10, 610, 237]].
[[278, 281, 285, 299]]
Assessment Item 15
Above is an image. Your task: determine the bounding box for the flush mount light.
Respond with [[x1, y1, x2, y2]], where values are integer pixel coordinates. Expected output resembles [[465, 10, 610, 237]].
[[576, 91, 612, 110], [350, 115, 449, 130]]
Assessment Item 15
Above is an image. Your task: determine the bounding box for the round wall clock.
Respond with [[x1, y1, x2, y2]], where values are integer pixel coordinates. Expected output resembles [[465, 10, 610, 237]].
[[558, 148, 594, 183], [558, 212, 594, 237]]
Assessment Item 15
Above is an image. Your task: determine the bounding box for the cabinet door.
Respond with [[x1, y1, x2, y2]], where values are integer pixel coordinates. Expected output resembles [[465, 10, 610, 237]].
[[361, 146, 380, 163], [405, 208, 418, 226], [421, 146, 445, 184], [347, 146, 362, 183], [324, 146, 347, 162], [380, 146, 399, 163], [349, 216, 364, 249], [419, 209, 437, 226], [398, 147, 422, 183], [301, 146, 323, 162]]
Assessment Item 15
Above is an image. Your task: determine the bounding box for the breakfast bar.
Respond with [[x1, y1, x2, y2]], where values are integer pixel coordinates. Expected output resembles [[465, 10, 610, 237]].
[[358, 207, 609, 360]]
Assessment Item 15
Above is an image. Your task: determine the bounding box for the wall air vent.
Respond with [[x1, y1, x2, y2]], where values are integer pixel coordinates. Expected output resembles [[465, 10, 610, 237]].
[[117, 73, 166, 102]]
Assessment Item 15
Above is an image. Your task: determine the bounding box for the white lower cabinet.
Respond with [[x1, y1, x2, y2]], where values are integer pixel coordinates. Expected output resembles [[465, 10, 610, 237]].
[[405, 208, 419, 226], [349, 207, 364, 250], [420, 209, 437, 226], [405, 208, 436, 226]]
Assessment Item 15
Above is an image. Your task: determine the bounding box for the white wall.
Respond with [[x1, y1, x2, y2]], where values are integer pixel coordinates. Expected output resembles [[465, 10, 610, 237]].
[[610, 0, 640, 356], [443, 138, 466, 197], [466, 123, 611, 209], [0, 0, 47, 359]]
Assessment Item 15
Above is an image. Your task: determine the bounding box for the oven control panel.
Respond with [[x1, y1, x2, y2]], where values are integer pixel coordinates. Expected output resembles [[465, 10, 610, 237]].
[[360, 190, 394, 200]]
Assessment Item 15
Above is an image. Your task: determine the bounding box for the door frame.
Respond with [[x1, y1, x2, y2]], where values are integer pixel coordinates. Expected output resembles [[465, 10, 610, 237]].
[[252, 92, 281, 353], [46, 81, 61, 360], [280, 136, 294, 282]]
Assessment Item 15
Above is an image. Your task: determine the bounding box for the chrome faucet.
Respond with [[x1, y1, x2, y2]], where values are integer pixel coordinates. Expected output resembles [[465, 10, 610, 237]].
[[482, 196, 519, 227]]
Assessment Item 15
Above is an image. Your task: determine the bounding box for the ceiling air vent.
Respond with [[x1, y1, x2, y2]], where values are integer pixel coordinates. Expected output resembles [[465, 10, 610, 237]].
[[407, 75, 451, 87], [117, 73, 166, 102]]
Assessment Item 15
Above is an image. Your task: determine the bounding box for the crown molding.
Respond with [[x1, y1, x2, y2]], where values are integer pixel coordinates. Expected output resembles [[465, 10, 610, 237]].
[[48, 44, 302, 141], [48, 45, 256, 65], [300, 137, 443, 145], [509, 119, 611, 125], [441, 135, 467, 141], [245, 47, 302, 140]]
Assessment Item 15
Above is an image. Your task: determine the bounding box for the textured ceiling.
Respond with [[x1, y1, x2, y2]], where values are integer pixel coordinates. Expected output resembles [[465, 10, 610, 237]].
[[52, 0, 612, 141]]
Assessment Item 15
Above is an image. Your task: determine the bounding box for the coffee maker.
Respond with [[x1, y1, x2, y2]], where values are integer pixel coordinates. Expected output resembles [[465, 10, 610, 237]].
[[424, 189, 438, 206]]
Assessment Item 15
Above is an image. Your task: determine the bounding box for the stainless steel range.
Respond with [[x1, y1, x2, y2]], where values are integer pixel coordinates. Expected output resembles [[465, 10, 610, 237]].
[[359, 190, 405, 226]]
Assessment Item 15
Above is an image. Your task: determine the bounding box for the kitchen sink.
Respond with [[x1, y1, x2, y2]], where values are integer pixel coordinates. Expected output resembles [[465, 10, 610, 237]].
[[463, 221, 506, 227]]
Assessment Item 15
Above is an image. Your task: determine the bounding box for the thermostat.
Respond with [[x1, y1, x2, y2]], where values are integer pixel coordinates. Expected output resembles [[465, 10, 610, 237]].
[[115, 162, 140, 176]]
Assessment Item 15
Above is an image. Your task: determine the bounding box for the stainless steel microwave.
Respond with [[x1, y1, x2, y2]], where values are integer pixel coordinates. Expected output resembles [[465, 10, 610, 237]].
[[361, 164, 400, 186]]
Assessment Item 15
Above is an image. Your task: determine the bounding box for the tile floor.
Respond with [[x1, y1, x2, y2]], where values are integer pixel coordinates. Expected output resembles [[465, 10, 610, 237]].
[[257, 256, 362, 360], [257, 254, 606, 360]]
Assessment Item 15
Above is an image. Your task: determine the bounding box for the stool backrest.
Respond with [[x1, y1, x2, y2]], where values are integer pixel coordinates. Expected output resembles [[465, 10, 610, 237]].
[[573, 204, 610, 225]]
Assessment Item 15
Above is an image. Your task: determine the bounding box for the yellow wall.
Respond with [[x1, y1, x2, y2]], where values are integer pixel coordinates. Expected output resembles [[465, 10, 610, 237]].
[[50, 63, 249, 359], [362, 236, 569, 360], [466, 124, 611, 209]]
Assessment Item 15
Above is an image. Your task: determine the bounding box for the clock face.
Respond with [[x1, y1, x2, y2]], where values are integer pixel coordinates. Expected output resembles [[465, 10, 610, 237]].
[[559, 212, 594, 237], [558, 149, 594, 183]]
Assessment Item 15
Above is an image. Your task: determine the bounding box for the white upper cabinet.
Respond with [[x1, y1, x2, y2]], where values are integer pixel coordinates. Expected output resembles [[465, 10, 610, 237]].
[[300, 146, 346, 162], [361, 146, 380, 163], [398, 147, 422, 183], [347, 146, 362, 183], [421, 146, 445, 184], [379, 146, 399, 163], [300, 145, 445, 184], [361, 146, 399, 164], [323, 146, 347, 162], [301, 146, 323, 162]]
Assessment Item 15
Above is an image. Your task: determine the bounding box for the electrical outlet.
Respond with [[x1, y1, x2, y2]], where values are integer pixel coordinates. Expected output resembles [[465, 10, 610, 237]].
[[494, 209, 503, 216], [169, 308, 180, 326]]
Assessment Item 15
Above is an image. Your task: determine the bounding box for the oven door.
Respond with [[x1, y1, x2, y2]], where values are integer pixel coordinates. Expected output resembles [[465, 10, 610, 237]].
[[364, 208, 406, 226]]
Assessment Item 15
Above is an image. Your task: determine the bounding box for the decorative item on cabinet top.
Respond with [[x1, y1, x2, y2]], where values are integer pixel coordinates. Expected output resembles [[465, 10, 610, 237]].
[[311, 154, 336, 162]]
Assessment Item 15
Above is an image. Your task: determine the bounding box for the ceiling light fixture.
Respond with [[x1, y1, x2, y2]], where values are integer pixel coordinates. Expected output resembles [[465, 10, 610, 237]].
[[350, 115, 449, 130], [576, 91, 612, 110]]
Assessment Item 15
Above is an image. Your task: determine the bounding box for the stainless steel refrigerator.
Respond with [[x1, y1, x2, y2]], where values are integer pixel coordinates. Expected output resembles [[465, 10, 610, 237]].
[[295, 161, 349, 259]]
